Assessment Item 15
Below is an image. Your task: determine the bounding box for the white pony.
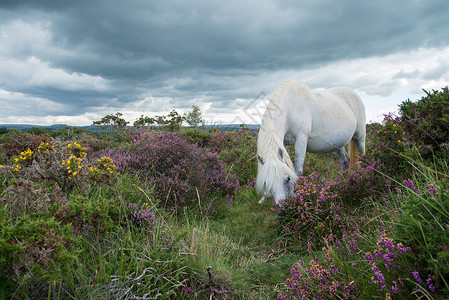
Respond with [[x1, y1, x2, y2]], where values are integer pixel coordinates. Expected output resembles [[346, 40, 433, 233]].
[[256, 80, 366, 204]]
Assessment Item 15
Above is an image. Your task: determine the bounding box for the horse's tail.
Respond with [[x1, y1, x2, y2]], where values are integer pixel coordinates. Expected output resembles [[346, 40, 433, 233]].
[[348, 139, 361, 170]]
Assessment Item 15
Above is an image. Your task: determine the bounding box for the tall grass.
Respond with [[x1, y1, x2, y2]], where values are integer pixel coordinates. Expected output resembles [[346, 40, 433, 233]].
[[388, 152, 449, 294]]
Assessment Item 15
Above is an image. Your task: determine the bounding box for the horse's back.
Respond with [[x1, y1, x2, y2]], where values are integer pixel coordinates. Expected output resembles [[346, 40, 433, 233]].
[[324, 87, 365, 117], [293, 85, 365, 153]]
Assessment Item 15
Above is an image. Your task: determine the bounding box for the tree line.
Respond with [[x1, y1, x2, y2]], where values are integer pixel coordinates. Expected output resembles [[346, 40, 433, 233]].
[[92, 105, 205, 133]]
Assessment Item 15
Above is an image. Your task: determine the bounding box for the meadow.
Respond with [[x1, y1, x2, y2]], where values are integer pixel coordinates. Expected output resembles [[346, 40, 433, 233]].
[[0, 87, 448, 299]]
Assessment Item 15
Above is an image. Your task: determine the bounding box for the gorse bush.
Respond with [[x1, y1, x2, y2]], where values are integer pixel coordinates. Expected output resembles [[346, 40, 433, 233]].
[[398, 87, 449, 158], [0, 129, 49, 162], [367, 86, 449, 177], [1, 140, 118, 194], [367, 115, 411, 176]]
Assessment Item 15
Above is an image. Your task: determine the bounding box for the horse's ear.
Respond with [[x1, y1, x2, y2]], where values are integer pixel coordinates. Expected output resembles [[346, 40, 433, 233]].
[[278, 148, 284, 161], [258, 154, 264, 165]]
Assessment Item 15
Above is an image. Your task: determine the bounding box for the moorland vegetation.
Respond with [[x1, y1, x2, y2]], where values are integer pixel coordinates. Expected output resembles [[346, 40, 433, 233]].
[[0, 90, 448, 299]]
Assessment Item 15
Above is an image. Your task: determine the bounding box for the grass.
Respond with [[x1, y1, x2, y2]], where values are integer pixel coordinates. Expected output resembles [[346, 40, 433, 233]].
[[170, 186, 301, 298], [1, 131, 448, 299]]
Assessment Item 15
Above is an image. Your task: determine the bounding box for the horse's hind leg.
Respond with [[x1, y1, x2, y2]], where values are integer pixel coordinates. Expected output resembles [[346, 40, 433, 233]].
[[352, 123, 366, 155], [352, 137, 365, 155], [335, 147, 349, 170]]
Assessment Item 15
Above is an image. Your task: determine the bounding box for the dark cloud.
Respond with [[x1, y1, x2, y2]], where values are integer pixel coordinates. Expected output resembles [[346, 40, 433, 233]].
[[1, 0, 449, 124]]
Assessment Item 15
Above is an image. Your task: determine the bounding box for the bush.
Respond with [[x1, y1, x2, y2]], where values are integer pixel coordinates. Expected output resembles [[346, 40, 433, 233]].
[[366, 87, 449, 177], [330, 161, 387, 205], [182, 128, 214, 147], [0, 207, 79, 284], [366, 115, 411, 177], [276, 172, 345, 251], [207, 129, 258, 185], [0, 129, 49, 161], [277, 232, 434, 299], [101, 131, 240, 211], [398, 87, 449, 158]]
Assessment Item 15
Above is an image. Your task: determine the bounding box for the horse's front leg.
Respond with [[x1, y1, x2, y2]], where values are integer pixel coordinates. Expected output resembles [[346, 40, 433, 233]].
[[294, 136, 308, 176]]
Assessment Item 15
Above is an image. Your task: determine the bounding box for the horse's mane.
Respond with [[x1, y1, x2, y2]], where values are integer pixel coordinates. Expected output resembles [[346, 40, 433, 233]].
[[257, 79, 298, 172], [256, 118, 297, 198]]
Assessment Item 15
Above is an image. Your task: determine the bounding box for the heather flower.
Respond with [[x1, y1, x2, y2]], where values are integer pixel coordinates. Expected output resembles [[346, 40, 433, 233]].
[[226, 194, 234, 210], [96, 131, 239, 211], [426, 275, 435, 293], [427, 183, 438, 196], [128, 203, 159, 230], [412, 271, 422, 285]]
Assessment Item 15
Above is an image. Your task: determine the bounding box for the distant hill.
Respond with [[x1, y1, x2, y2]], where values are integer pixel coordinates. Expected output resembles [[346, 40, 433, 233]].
[[0, 124, 99, 132], [0, 123, 260, 132]]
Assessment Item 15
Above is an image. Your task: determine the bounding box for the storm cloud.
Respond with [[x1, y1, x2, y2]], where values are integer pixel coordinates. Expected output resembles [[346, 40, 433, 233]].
[[1, 0, 449, 125]]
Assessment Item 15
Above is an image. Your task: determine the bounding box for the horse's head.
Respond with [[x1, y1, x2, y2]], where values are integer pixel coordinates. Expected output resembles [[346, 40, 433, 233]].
[[256, 148, 297, 205]]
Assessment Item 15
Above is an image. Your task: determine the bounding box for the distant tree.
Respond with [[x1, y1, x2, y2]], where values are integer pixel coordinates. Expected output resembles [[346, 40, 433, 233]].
[[184, 105, 205, 129], [154, 114, 167, 128], [133, 115, 155, 130], [166, 109, 184, 132], [92, 112, 129, 134], [154, 110, 184, 132], [0, 127, 9, 135], [239, 124, 250, 131]]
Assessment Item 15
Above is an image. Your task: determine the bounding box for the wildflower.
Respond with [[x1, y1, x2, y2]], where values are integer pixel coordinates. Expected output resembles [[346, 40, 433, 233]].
[[226, 194, 234, 210], [426, 275, 435, 293], [427, 183, 438, 196], [412, 271, 422, 284]]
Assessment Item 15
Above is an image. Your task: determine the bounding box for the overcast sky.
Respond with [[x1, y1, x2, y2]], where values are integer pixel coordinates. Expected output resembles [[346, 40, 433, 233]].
[[1, 0, 449, 126]]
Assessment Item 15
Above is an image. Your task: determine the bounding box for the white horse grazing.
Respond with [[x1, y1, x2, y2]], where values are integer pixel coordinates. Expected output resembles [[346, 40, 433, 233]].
[[256, 80, 366, 204]]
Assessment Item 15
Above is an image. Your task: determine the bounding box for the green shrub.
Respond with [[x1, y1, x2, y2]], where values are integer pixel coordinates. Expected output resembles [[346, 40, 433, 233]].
[[207, 129, 258, 185], [0, 208, 79, 283], [182, 128, 214, 147], [398, 87, 449, 159]]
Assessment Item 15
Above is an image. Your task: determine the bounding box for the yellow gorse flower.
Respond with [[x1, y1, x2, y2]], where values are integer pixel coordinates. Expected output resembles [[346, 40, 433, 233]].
[[90, 156, 118, 179], [18, 148, 33, 160], [66, 141, 87, 158], [62, 150, 84, 180], [38, 142, 55, 152]]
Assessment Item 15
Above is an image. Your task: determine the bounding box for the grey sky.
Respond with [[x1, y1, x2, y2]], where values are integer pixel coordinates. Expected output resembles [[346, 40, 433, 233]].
[[1, 0, 449, 125]]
